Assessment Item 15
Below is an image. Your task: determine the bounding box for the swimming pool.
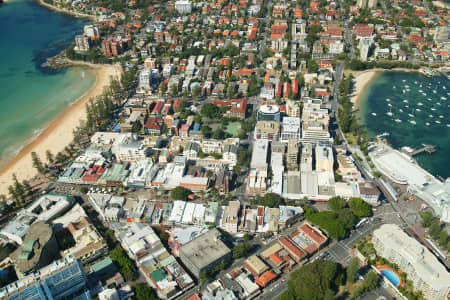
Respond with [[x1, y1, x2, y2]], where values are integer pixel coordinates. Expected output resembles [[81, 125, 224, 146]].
[[380, 269, 400, 286]]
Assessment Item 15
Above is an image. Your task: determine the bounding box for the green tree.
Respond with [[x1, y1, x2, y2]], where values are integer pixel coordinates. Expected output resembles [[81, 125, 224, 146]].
[[288, 260, 343, 300], [110, 246, 136, 281], [132, 283, 158, 300], [346, 257, 360, 284], [170, 187, 191, 201], [31, 152, 45, 174], [348, 197, 372, 217], [200, 103, 221, 119], [363, 271, 379, 291], [232, 241, 252, 259], [45, 150, 54, 164], [328, 196, 347, 212], [257, 193, 284, 208], [192, 85, 201, 98]]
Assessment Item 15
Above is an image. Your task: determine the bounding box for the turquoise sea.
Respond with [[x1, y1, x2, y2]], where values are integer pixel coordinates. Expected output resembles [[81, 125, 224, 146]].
[[0, 0, 95, 167], [359, 71, 450, 179]]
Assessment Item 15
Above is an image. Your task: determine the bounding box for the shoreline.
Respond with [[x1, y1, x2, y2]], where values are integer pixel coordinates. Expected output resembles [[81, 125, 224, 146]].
[[0, 64, 121, 195], [350, 68, 422, 109], [36, 0, 97, 21]]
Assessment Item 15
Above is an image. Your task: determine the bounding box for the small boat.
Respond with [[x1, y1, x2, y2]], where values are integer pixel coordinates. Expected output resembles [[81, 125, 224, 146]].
[[447, 124, 450, 127], [416, 108, 421, 112], [371, 112, 377, 116], [418, 102, 423, 106], [426, 122, 430, 126], [386, 98, 390, 102], [428, 98, 432, 101], [405, 85, 410, 88], [429, 115, 433, 118], [393, 86, 396, 89], [402, 79, 406, 82], [408, 113, 414, 118], [422, 93, 427, 96], [443, 86, 446, 90], [441, 97, 447, 100], [399, 109, 403, 112], [388, 103, 392, 107], [439, 115, 444, 118], [406, 89, 411, 92], [405, 105, 409, 108], [420, 84, 422, 88], [395, 119, 402, 123], [403, 100, 408, 103], [437, 102, 441, 106], [419, 89, 423, 93], [433, 90, 437, 94], [435, 120, 441, 124], [410, 120, 416, 125], [431, 108, 436, 111]]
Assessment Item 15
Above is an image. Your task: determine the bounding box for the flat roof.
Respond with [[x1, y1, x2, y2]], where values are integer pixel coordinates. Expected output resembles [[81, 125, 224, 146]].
[[179, 229, 231, 271]]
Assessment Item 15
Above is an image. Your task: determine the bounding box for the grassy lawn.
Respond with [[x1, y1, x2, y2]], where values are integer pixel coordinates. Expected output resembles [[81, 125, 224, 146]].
[[226, 122, 241, 137]]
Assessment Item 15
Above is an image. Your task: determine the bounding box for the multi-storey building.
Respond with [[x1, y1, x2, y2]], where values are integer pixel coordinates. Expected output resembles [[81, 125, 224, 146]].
[[372, 224, 450, 300], [75, 35, 90, 51], [0, 256, 90, 300]]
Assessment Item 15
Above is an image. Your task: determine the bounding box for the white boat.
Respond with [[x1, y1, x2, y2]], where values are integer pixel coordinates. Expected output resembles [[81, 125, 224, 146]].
[[386, 98, 390, 102], [439, 115, 444, 118], [433, 90, 437, 94], [399, 109, 403, 112], [435, 120, 441, 124], [403, 100, 408, 103], [81, 71, 85, 79], [402, 90, 406, 94], [426, 122, 430, 126], [443, 86, 446, 90], [414, 81, 418, 84], [388, 103, 392, 107], [447, 124, 450, 127], [405, 105, 409, 108], [431, 108, 436, 111], [428, 98, 432, 101], [441, 97, 447, 100], [387, 112, 393, 116], [395, 119, 402, 123], [405, 85, 410, 88], [408, 114, 414, 118], [393, 86, 396, 89], [410, 120, 416, 125], [371, 112, 377, 116], [422, 93, 427, 96], [418, 102, 423, 106], [406, 89, 411, 92], [429, 115, 433, 118], [437, 102, 441, 106], [419, 89, 423, 93], [416, 108, 421, 112], [402, 79, 406, 82]]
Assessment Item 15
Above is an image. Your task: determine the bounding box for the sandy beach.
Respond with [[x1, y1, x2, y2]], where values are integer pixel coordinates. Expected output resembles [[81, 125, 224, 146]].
[[350, 70, 380, 109], [0, 64, 121, 195], [350, 68, 422, 109]]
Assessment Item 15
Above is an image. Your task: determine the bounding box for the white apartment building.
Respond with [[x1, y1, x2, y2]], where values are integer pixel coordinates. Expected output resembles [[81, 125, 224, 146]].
[[175, 0, 192, 13], [372, 224, 450, 300]]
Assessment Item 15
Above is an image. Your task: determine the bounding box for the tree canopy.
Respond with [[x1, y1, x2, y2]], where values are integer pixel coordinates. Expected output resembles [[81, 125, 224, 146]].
[[170, 187, 191, 201], [286, 260, 344, 300], [348, 197, 372, 217]]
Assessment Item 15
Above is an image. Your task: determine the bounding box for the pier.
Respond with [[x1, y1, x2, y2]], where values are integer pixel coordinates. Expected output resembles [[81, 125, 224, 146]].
[[410, 144, 436, 156]]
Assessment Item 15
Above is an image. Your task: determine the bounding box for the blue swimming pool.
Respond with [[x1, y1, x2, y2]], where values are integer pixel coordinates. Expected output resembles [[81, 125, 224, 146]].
[[380, 269, 400, 286]]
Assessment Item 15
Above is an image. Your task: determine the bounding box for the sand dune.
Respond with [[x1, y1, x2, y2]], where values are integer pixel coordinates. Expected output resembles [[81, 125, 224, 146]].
[[0, 64, 121, 195]]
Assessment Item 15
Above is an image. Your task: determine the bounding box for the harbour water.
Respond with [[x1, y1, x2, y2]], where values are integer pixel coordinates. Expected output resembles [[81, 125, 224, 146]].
[[359, 71, 450, 179], [0, 0, 95, 167]]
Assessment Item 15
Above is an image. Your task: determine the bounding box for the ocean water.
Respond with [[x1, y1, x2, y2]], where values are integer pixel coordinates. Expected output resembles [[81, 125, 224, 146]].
[[359, 71, 450, 179], [0, 0, 95, 167]]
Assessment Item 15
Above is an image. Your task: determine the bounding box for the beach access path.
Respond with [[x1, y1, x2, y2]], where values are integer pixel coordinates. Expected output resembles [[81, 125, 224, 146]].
[[0, 64, 122, 195]]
